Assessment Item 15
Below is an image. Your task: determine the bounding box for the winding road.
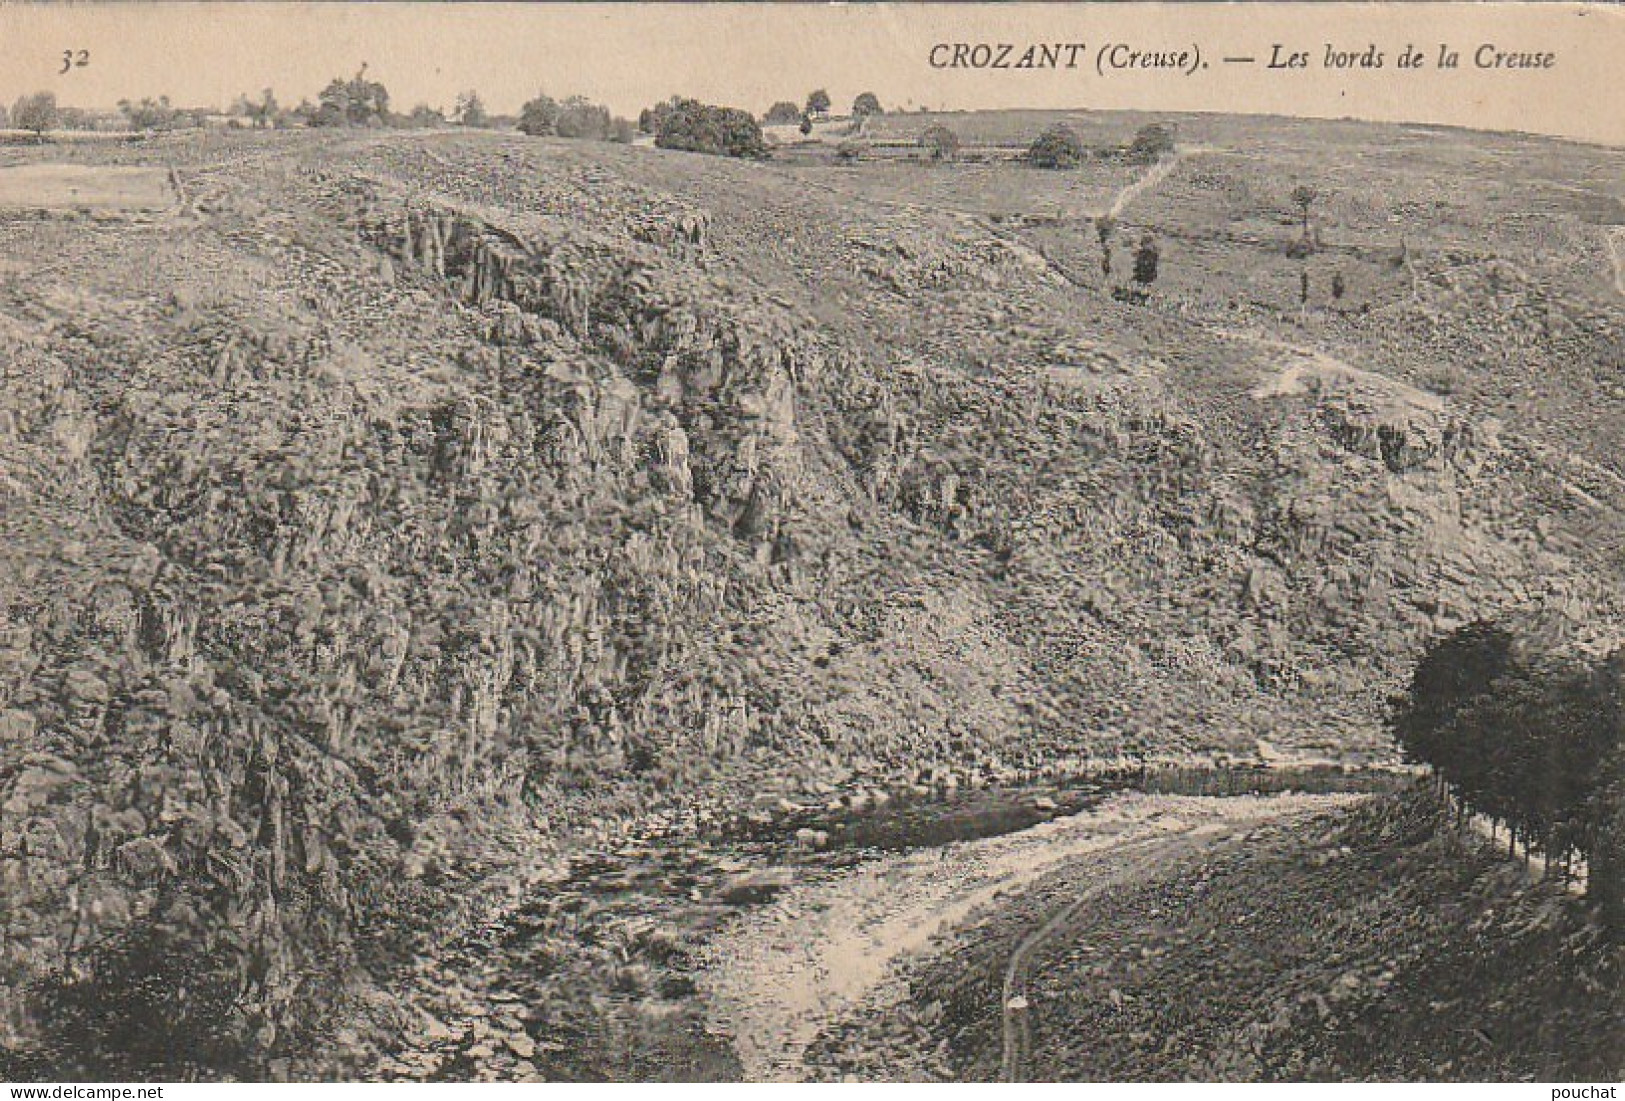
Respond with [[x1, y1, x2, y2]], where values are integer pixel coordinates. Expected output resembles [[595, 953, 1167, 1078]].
[[702, 792, 1360, 1081], [997, 816, 1291, 1081]]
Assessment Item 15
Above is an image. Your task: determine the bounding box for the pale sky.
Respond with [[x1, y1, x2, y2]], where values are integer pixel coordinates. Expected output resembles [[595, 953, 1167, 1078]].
[[0, 2, 1619, 145]]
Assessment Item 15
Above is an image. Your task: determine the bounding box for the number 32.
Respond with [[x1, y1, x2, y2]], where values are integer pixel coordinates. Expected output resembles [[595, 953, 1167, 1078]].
[[59, 49, 89, 74]]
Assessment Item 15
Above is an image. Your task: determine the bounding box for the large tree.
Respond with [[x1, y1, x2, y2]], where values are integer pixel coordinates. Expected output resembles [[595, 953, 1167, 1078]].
[[1026, 122, 1084, 169], [454, 91, 488, 129], [233, 88, 279, 129], [1291, 184, 1319, 235], [804, 88, 831, 118], [851, 92, 882, 119], [119, 96, 179, 132], [518, 94, 560, 136], [312, 65, 390, 127], [12, 91, 58, 140], [1391, 621, 1625, 910], [762, 101, 802, 126]]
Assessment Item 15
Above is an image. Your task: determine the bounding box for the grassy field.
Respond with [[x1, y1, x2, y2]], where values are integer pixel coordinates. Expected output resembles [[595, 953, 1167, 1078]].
[[0, 163, 174, 211]]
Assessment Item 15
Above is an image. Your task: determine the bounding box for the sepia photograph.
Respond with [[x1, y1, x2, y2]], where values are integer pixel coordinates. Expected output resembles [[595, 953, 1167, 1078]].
[[0, 0, 1622, 1088]]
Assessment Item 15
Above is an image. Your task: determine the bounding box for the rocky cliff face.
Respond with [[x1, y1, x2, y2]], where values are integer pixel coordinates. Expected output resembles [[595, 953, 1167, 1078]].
[[1, 134, 1618, 1077]]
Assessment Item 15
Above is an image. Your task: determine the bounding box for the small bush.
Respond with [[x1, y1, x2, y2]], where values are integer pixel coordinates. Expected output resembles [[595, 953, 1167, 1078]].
[[407, 104, 445, 128], [638, 98, 679, 135], [921, 124, 960, 162], [1133, 234, 1160, 287], [556, 97, 611, 141], [1027, 123, 1084, 169], [1126, 123, 1177, 165]]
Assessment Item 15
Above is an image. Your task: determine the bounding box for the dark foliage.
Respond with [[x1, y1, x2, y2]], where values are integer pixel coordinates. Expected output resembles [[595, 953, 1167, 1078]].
[[24, 920, 259, 1080], [762, 101, 802, 126], [12, 92, 58, 138], [1132, 234, 1160, 287], [518, 94, 560, 136], [638, 96, 685, 136], [454, 91, 488, 129], [118, 97, 180, 133], [310, 68, 390, 128], [1125, 123, 1177, 165], [1096, 216, 1117, 278], [653, 98, 767, 160], [555, 97, 612, 141], [851, 93, 883, 120], [920, 124, 960, 162], [1390, 621, 1625, 929], [1026, 123, 1085, 169], [520, 94, 625, 144]]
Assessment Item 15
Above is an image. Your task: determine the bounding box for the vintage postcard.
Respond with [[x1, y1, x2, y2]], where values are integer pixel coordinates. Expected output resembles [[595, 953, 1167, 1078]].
[[0, 1, 1621, 1088]]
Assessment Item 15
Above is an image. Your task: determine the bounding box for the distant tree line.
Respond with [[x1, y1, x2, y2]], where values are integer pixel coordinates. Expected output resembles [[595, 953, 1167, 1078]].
[[6, 72, 869, 154], [5, 91, 222, 137], [758, 89, 883, 133], [1390, 620, 1625, 932]]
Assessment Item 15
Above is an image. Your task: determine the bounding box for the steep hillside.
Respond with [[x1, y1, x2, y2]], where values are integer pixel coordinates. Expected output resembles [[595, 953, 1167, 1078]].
[[1, 128, 1621, 1076]]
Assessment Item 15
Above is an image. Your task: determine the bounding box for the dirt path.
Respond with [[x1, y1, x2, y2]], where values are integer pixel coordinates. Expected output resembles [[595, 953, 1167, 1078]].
[[974, 147, 1208, 291], [1226, 325, 1445, 412], [699, 792, 1360, 1082], [1093, 147, 1207, 221], [1608, 227, 1625, 301], [997, 795, 1358, 1082], [999, 831, 1190, 1080]]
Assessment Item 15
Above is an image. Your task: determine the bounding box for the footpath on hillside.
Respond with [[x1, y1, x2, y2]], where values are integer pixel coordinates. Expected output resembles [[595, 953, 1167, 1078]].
[[698, 791, 1359, 1082]]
